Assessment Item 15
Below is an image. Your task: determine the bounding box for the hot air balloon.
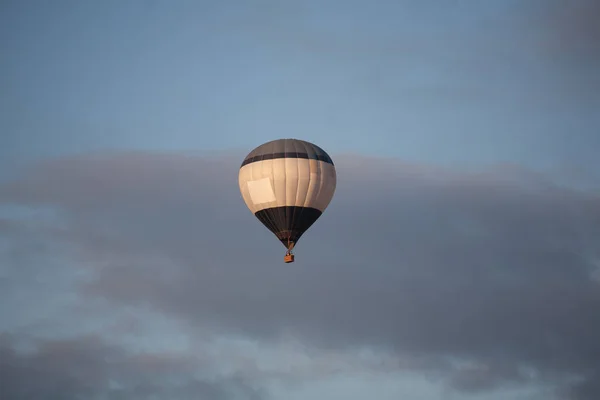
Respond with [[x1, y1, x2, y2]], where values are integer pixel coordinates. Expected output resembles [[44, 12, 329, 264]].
[[238, 139, 337, 263]]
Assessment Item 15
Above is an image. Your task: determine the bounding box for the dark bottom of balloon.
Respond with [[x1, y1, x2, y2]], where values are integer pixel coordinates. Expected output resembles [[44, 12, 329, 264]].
[[254, 206, 323, 250]]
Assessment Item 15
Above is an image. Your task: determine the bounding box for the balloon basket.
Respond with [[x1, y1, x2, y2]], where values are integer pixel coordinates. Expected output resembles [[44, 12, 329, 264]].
[[284, 254, 295, 263]]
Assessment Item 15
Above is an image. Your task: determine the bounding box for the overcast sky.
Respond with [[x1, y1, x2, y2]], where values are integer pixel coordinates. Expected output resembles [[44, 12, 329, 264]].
[[1, 1, 600, 399]]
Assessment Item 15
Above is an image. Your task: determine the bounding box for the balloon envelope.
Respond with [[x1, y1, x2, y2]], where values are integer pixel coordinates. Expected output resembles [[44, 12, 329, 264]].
[[238, 138, 337, 251]]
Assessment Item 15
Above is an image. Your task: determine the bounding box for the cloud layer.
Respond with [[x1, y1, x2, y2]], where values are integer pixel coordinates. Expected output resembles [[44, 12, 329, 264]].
[[1, 152, 600, 399], [0, 333, 264, 400]]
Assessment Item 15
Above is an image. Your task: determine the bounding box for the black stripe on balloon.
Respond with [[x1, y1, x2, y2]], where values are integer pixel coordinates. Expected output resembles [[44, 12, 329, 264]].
[[254, 206, 323, 249], [240, 152, 334, 168]]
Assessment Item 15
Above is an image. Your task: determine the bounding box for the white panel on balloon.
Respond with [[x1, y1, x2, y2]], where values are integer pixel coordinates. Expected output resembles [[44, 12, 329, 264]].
[[247, 178, 277, 205]]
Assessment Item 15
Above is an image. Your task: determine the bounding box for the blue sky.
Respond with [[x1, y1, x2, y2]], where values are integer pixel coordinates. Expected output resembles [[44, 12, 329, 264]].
[[2, 0, 598, 169], [1, 1, 600, 400]]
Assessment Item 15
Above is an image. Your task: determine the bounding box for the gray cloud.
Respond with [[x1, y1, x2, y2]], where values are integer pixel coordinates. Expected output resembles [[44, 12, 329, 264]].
[[533, 0, 600, 113], [1, 152, 600, 399], [0, 333, 264, 400], [540, 0, 600, 62]]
